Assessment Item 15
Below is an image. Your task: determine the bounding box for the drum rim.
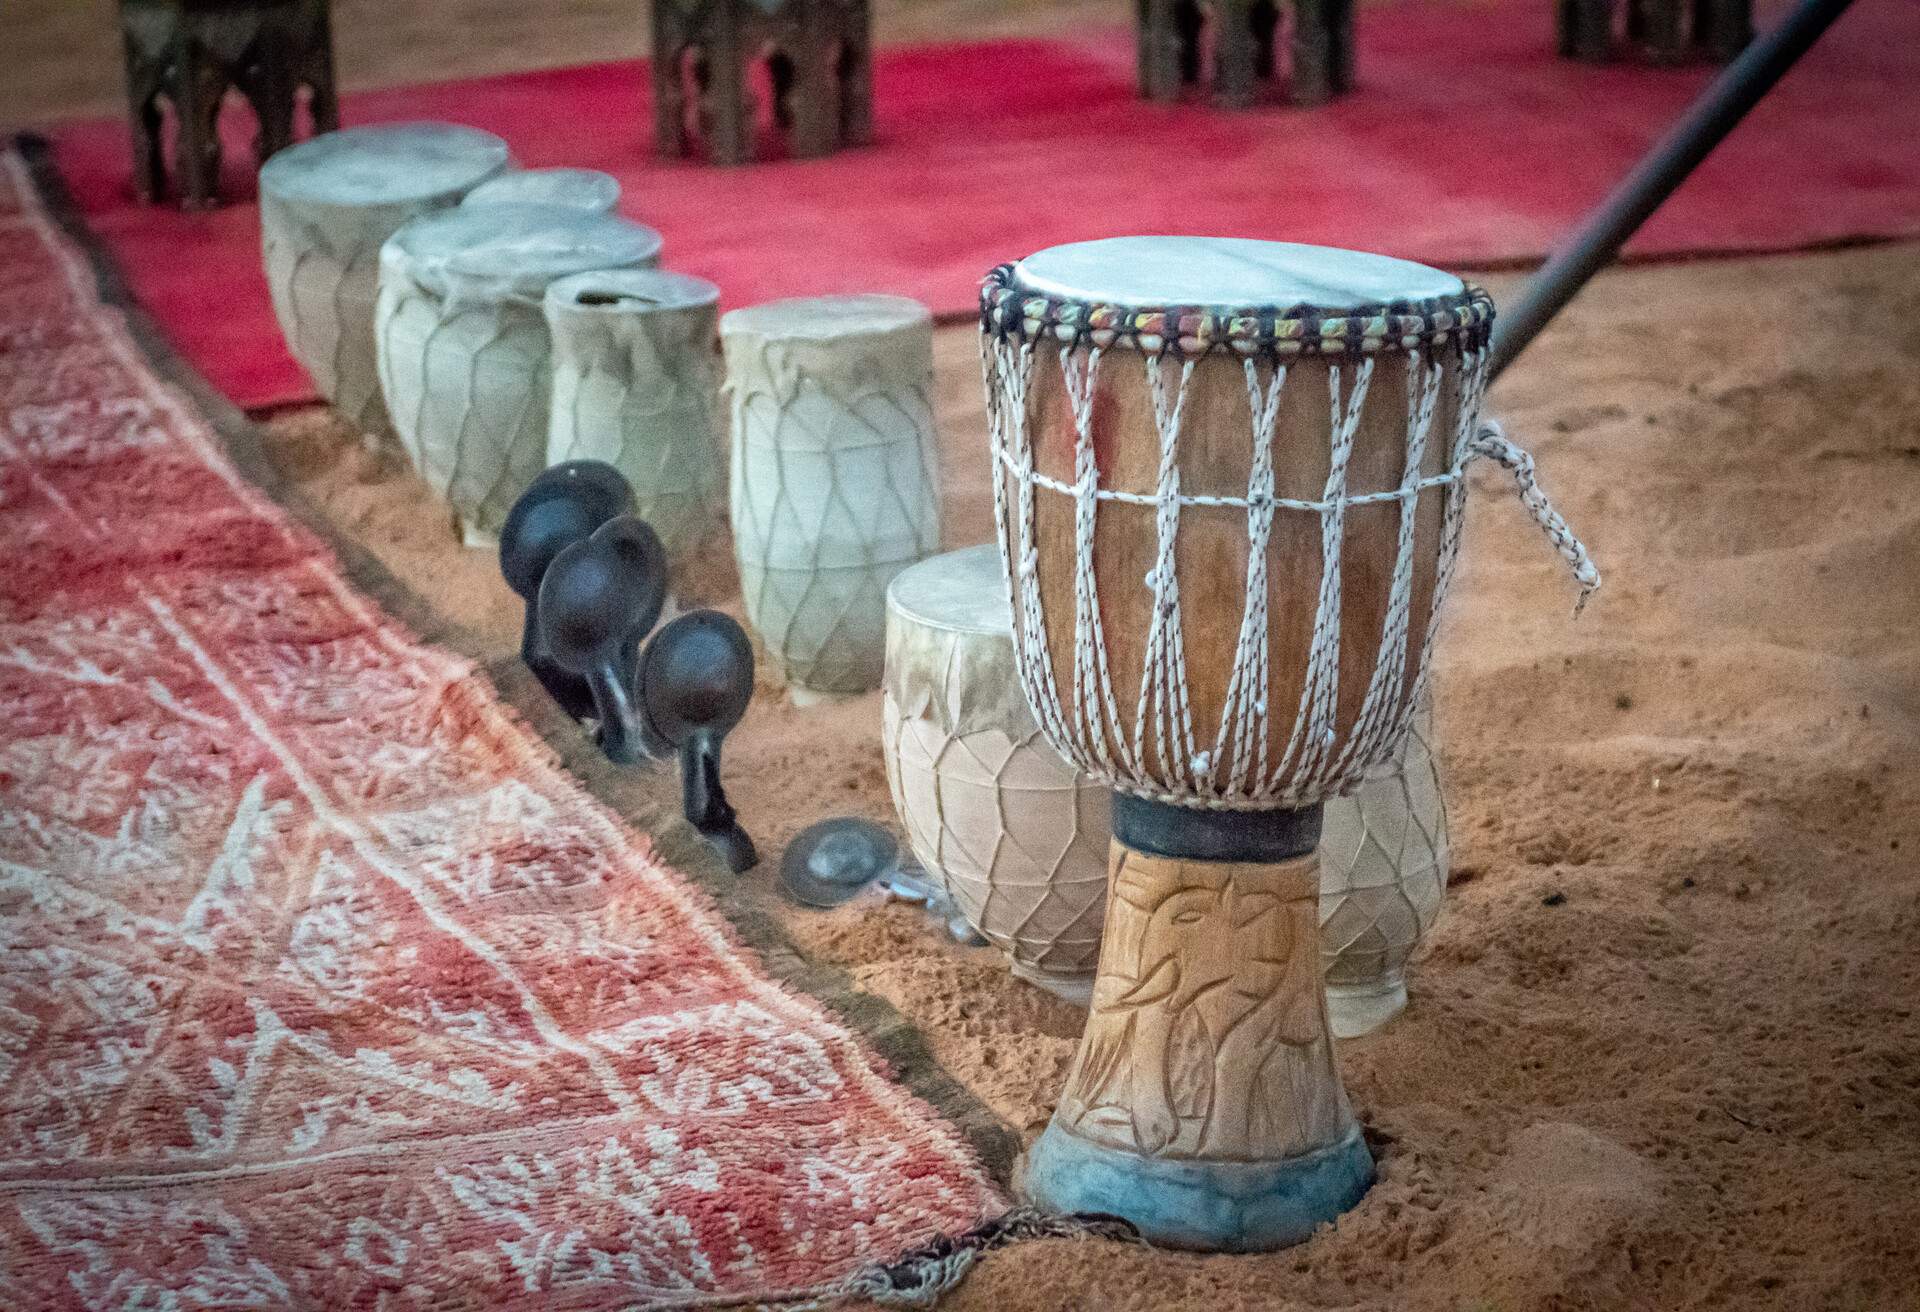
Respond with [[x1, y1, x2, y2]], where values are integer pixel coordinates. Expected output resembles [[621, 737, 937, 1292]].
[[980, 261, 1494, 359]]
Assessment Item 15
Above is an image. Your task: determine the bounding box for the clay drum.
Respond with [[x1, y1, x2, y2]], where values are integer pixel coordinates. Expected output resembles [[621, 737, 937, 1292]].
[[1318, 695, 1448, 1038], [260, 122, 511, 445], [374, 203, 662, 544], [884, 545, 1110, 1002], [544, 269, 724, 559], [724, 294, 940, 700]]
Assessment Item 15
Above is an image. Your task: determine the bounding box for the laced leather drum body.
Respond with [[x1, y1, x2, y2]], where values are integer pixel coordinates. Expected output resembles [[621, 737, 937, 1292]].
[[260, 123, 511, 445], [374, 203, 662, 545], [983, 237, 1505, 1252]]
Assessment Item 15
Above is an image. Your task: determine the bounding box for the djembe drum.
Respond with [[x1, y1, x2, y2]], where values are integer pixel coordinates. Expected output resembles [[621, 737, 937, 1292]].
[[983, 237, 1594, 1249]]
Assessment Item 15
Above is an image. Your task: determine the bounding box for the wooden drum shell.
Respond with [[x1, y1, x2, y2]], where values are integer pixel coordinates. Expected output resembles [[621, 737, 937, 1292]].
[[1013, 348, 1463, 803]]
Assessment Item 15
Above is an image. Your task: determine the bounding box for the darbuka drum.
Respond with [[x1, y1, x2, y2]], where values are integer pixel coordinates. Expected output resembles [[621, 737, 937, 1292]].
[[724, 295, 940, 700], [883, 546, 1110, 1002], [545, 269, 723, 558], [374, 203, 662, 545], [462, 167, 623, 213], [260, 123, 510, 445], [985, 237, 1499, 1250], [1318, 694, 1448, 1038]]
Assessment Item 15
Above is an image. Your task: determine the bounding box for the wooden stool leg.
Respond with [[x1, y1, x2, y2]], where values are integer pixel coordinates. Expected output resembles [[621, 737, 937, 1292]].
[[174, 60, 226, 208], [1558, 0, 1614, 62], [788, 40, 839, 157], [1250, 0, 1279, 82], [1137, 0, 1185, 102], [1693, 0, 1751, 61], [838, 36, 872, 146], [1328, 0, 1354, 93], [125, 33, 167, 203], [704, 27, 752, 165], [1212, 0, 1258, 108], [305, 0, 340, 132], [1639, 0, 1687, 63], [1289, 0, 1336, 107], [652, 3, 690, 158]]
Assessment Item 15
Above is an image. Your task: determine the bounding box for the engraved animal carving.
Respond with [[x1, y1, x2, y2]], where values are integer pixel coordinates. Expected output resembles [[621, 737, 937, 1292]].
[[1057, 852, 1350, 1162]]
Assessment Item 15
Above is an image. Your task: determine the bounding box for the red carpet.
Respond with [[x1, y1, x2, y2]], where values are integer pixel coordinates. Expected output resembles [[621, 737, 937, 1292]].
[[39, 0, 1920, 412], [0, 147, 1004, 1308]]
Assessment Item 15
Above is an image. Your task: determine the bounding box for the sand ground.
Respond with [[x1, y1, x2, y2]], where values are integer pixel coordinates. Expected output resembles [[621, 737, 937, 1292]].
[[9, 2, 1920, 1308], [257, 247, 1920, 1311]]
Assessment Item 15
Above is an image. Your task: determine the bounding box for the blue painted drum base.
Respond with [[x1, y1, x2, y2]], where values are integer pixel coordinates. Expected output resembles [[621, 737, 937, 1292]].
[[1018, 1121, 1374, 1251]]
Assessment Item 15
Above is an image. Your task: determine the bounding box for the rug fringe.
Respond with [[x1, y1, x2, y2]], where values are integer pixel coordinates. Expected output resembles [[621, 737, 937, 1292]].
[[636, 1209, 1143, 1311]]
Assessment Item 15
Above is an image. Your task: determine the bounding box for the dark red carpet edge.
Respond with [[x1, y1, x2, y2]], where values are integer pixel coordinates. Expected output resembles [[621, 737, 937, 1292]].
[[36, 0, 1920, 412]]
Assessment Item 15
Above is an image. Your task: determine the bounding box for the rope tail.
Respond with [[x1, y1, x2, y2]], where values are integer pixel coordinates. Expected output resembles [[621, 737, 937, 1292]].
[[1470, 420, 1602, 613]]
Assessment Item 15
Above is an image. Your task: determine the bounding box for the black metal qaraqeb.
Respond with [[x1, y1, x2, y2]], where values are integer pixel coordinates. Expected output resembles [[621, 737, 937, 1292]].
[[500, 462, 759, 873]]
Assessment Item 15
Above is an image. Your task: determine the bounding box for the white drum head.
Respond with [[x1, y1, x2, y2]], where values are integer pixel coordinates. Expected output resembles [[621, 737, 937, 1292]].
[[260, 122, 511, 207], [387, 203, 663, 300], [462, 168, 622, 213], [1011, 237, 1463, 312], [887, 544, 1009, 637]]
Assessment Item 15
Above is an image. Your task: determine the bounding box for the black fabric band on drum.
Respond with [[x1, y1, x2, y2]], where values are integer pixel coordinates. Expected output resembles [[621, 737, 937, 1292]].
[[1112, 794, 1324, 862]]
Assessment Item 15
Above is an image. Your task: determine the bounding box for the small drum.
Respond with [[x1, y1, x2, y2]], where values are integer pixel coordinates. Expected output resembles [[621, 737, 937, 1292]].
[[374, 203, 662, 544], [987, 237, 1503, 1251], [462, 167, 623, 213], [724, 295, 940, 700], [1318, 694, 1448, 1038], [545, 269, 723, 559], [883, 546, 1110, 1002], [260, 122, 511, 442]]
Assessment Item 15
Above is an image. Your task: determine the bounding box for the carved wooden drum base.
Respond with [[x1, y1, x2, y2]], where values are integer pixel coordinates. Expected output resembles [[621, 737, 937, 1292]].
[[1019, 798, 1373, 1249]]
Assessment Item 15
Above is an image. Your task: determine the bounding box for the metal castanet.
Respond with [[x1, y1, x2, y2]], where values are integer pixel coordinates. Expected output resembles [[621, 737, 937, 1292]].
[[536, 516, 671, 765], [641, 611, 759, 873], [499, 460, 635, 718]]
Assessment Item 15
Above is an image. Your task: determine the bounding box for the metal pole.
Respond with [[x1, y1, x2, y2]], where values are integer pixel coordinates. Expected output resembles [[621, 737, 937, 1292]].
[[1488, 0, 1857, 380]]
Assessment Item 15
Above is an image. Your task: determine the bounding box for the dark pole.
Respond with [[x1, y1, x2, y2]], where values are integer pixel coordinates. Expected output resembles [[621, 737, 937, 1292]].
[[1488, 0, 1857, 381]]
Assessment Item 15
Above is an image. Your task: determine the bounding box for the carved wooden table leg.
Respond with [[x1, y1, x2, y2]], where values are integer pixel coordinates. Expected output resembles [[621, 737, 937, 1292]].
[[655, 2, 696, 157], [1638, 0, 1689, 64], [1136, 0, 1186, 102], [788, 13, 840, 158], [838, 5, 873, 148], [1212, 0, 1259, 108], [1557, 0, 1614, 61], [1020, 799, 1372, 1251], [173, 61, 227, 209], [1693, 0, 1752, 61], [1250, 0, 1279, 82], [1327, 0, 1355, 93], [704, 11, 753, 166], [1289, 0, 1339, 106], [299, 0, 340, 132]]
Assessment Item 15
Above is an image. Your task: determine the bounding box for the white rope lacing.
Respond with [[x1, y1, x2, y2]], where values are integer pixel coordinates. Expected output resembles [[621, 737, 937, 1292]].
[[986, 340, 1600, 810]]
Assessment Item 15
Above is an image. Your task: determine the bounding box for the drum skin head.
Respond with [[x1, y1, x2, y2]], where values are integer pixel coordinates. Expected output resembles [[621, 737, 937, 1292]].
[[259, 122, 510, 207], [1012, 236, 1463, 313]]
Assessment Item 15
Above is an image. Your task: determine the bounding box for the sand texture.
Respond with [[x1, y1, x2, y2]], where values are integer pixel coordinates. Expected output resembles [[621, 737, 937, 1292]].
[[239, 244, 1920, 1310]]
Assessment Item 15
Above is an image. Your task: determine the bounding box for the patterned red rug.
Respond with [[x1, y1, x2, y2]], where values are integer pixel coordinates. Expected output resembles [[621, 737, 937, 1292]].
[[0, 146, 1006, 1309]]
